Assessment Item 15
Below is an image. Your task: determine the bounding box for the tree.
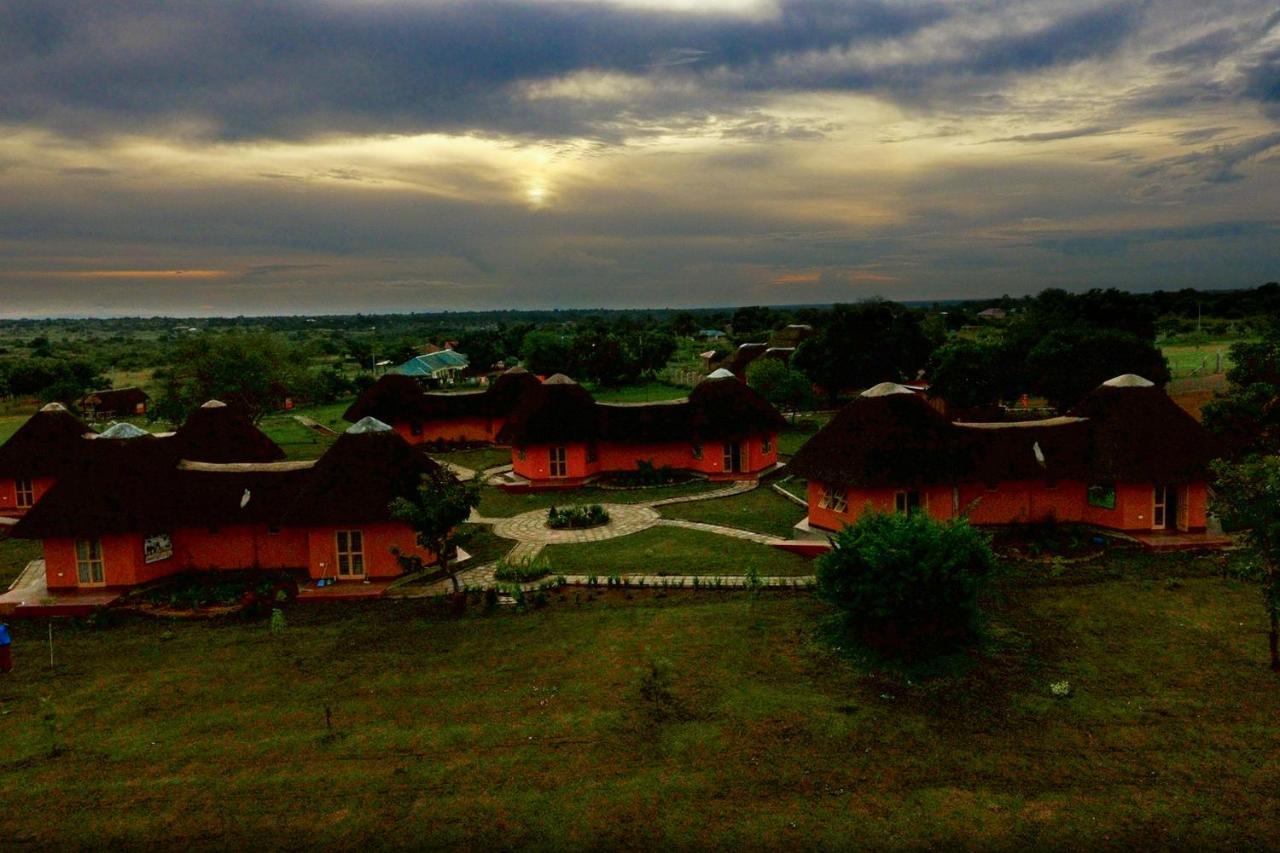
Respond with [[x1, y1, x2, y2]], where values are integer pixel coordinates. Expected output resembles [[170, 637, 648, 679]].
[[519, 329, 575, 375], [1210, 457, 1280, 672], [668, 312, 698, 338], [389, 466, 483, 594], [152, 331, 308, 424], [573, 330, 639, 387], [791, 301, 933, 399], [632, 330, 677, 377], [1203, 326, 1280, 459], [1025, 327, 1170, 411], [455, 329, 506, 373], [815, 512, 997, 659], [745, 358, 812, 420], [926, 339, 1010, 412]]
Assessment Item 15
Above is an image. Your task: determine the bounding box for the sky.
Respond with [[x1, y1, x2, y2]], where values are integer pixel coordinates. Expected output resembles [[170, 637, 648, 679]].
[[1, 0, 1279, 317]]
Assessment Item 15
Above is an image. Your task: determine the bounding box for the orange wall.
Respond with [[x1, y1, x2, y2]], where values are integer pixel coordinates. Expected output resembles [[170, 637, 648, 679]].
[[393, 416, 498, 445], [807, 478, 1210, 534], [305, 523, 433, 580], [43, 522, 435, 589], [0, 476, 57, 517], [511, 434, 778, 485]]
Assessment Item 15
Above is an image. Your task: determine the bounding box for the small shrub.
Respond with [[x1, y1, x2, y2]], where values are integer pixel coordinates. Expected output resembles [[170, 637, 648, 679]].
[[547, 504, 611, 530], [636, 657, 683, 721], [494, 554, 553, 583], [815, 511, 997, 660]]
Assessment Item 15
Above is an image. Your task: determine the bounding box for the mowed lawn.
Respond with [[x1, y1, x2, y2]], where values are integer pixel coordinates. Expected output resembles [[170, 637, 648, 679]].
[[660, 486, 807, 539], [0, 558, 1277, 847], [542, 527, 814, 577]]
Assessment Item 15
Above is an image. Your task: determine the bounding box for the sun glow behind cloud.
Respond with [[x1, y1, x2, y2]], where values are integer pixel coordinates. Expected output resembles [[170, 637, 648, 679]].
[[1, 0, 1278, 315]]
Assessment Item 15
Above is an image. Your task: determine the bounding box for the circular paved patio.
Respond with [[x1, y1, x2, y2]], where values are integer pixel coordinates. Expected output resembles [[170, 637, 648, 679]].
[[490, 503, 660, 544]]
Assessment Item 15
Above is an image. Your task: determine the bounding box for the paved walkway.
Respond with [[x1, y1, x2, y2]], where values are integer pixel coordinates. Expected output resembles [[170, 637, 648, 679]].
[[654, 517, 784, 544], [491, 503, 661, 544], [640, 479, 756, 507]]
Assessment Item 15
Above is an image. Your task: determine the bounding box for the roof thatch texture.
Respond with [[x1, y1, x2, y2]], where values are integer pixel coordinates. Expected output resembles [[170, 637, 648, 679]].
[[791, 378, 1220, 489], [342, 369, 540, 426], [0, 404, 96, 479], [172, 401, 286, 463]]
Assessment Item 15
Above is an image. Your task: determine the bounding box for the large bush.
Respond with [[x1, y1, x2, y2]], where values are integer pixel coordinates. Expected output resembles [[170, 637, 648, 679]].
[[815, 512, 997, 658]]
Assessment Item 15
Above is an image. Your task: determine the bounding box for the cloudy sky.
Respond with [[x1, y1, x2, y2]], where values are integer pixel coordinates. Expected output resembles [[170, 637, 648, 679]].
[[1, 0, 1278, 316]]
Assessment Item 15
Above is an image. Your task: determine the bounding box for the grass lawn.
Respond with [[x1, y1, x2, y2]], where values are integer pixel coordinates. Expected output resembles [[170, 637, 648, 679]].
[[660, 486, 807, 539], [458, 523, 513, 566], [0, 414, 24, 446], [586, 381, 691, 403], [0, 534, 41, 588], [778, 412, 833, 457], [542, 526, 814, 577], [477, 480, 725, 517], [1161, 341, 1238, 379], [428, 446, 512, 474], [0, 554, 1276, 847]]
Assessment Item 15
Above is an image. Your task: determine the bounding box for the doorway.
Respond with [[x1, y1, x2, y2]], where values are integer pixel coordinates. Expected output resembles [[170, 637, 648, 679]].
[[1153, 485, 1181, 531], [722, 442, 742, 474]]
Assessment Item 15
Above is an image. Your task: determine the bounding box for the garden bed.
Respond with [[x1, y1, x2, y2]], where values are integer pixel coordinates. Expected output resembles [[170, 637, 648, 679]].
[[117, 570, 300, 619], [989, 521, 1110, 562], [547, 504, 610, 530]]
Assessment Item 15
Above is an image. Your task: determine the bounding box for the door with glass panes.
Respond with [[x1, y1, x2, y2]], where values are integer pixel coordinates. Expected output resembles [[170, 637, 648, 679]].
[[335, 530, 365, 577]]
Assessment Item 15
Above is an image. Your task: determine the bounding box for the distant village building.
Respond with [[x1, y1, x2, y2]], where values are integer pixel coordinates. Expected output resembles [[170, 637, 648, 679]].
[[497, 370, 784, 488], [788, 375, 1220, 538], [79, 387, 150, 419], [393, 349, 470, 387], [977, 307, 1008, 321], [697, 329, 726, 341]]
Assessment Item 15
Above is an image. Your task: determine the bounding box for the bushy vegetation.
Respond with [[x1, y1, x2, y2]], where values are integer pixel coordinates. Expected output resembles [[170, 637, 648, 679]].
[[815, 512, 998, 659], [603, 459, 684, 487], [493, 553, 554, 583], [547, 504, 610, 529]]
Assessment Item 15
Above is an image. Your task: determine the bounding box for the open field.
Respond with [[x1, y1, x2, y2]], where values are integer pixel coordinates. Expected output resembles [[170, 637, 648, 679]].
[[0, 554, 1276, 848], [586, 381, 692, 403], [428, 446, 512, 474], [1161, 341, 1238, 379], [542, 526, 814, 577]]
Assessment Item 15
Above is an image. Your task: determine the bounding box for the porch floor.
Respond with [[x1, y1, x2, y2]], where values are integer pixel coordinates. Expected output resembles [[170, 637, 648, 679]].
[[1126, 530, 1238, 552], [0, 560, 125, 617], [295, 577, 399, 602]]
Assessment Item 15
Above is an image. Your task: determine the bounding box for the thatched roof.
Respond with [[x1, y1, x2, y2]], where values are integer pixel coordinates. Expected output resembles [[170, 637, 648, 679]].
[[498, 373, 785, 446], [1068, 381, 1221, 483], [14, 421, 446, 539], [171, 400, 286, 463], [282, 425, 441, 528], [788, 384, 962, 488], [791, 376, 1220, 489], [0, 403, 96, 479], [342, 368, 540, 427], [79, 387, 150, 413]]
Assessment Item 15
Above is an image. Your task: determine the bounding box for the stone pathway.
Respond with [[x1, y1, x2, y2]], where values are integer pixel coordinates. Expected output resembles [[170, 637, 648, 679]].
[[434, 460, 478, 482], [654, 517, 784, 544], [640, 479, 756, 507], [490, 503, 661, 545]]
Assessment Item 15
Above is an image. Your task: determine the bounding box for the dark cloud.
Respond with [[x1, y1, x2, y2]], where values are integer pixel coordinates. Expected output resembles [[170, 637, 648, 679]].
[[0, 0, 1148, 142], [1032, 220, 1277, 256], [985, 125, 1117, 144], [1134, 131, 1280, 185]]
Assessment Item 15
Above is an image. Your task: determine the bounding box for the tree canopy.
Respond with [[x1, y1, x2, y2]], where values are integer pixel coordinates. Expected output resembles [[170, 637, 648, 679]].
[[791, 301, 932, 397], [151, 331, 309, 424], [389, 467, 483, 594], [1025, 328, 1170, 411]]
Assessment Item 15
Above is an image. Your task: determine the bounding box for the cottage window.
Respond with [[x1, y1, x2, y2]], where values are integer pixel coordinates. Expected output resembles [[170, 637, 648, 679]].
[[762, 435, 772, 454], [268, 526, 281, 536], [15, 478, 34, 509], [75, 538, 105, 585], [819, 488, 848, 513], [335, 530, 365, 577], [549, 446, 568, 478], [586, 443, 598, 464], [411, 423, 423, 436], [1087, 484, 1116, 510], [895, 490, 921, 516], [692, 444, 703, 460]]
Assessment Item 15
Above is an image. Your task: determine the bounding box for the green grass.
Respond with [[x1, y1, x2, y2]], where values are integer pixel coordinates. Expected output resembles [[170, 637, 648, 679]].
[[458, 523, 513, 566], [476, 480, 725, 517], [660, 486, 807, 539], [0, 414, 24, 445], [778, 412, 832, 457], [0, 555, 1275, 847], [0, 534, 41, 588], [585, 381, 691, 403], [542, 526, 814, 577], [428, 446, 512, 474], [1160, 340, 1240, 379]]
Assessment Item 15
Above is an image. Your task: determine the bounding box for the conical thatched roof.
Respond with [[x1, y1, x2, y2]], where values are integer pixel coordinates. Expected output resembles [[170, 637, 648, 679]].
[[171, 401, 286, 463], [0, 403, 97, 479]]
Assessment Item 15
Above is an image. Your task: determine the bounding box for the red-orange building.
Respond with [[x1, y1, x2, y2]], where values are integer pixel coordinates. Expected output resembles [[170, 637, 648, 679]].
[[497, 371, 785, 488], [789, 375, 1220, 535], [343, 368, 540, 445], [12, 417, 443, 592]]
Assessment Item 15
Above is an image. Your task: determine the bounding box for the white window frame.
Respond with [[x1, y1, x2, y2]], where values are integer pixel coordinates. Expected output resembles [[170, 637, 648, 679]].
[[819, 487, 848, 513], [335, 529, 365, 577], [75, 538, 106, 586], [15, 477, 35, 509], [895, 490, 922, 516]]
